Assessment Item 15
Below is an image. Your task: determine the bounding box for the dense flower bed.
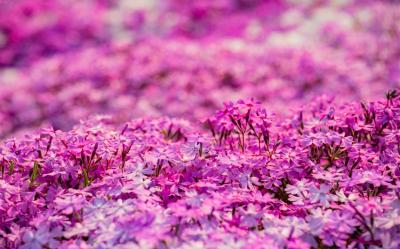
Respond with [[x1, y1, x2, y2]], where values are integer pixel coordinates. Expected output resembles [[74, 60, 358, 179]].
[[1, 0, 400, 248], [1, 94, 400, 248]]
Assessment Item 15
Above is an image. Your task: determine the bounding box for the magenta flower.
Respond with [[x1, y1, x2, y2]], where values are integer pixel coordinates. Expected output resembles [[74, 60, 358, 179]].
[[0, 1, 400, 248]]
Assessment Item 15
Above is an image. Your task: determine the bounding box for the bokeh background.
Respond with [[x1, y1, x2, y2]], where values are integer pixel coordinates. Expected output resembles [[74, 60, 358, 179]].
[[0, 0, 399, 138]]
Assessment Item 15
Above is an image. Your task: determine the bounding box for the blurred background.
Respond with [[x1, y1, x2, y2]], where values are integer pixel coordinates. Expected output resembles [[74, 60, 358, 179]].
[[0, 0, 399, 138]]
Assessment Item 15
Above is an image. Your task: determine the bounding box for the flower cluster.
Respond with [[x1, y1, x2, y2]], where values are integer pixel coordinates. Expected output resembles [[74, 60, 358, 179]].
[[0, 92, 399, 248], [207, 99, 275, 153], [1, 0, 400, 248], [0, 1, 399, 138]]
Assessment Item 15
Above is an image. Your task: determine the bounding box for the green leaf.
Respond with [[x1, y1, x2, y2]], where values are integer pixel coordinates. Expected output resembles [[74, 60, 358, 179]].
[[83, 168, 90, 187], [30, 162, 39, 186], [8, 161, 15, 175], [1, 162, 4, 177]]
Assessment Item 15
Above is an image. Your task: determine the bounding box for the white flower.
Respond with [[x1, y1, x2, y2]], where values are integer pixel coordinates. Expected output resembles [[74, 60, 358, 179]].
[[375, 210, 400, 229], [286, 179, 311, 205], [309, 184, 337, 206]]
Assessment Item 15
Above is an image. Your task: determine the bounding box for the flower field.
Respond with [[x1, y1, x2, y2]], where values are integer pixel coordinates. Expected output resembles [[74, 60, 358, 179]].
[[0, 1, 400, 248]]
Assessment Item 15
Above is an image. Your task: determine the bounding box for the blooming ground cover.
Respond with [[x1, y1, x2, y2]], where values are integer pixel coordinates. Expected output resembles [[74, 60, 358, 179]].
[[1, 0, 400, 248]]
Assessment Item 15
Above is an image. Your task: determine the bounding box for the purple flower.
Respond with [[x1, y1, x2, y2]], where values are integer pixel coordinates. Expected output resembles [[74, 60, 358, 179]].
[[0, 1, 400, 248], [20, 225, 61, 249]]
